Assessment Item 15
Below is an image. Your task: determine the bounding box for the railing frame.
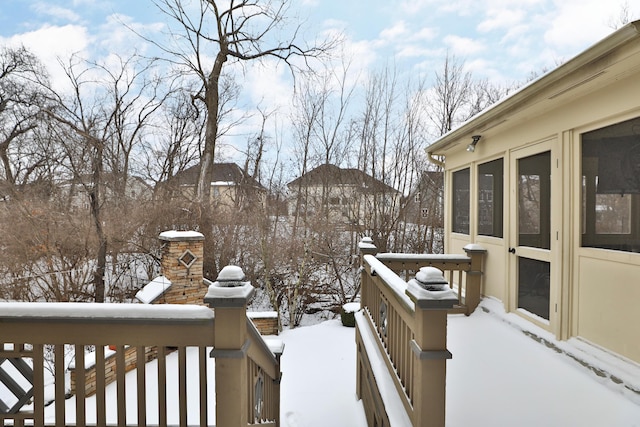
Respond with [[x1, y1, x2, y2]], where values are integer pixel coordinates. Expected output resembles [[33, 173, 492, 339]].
[[356, 239, 485, 427], [205, 273, 283, 427], [375, 243, 486, 315], [0, 266, 283, 427]]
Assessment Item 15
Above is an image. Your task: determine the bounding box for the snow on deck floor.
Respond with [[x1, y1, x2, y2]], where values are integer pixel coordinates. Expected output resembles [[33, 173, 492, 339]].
[[46, 301, 640, 426], [281, 302, 640, 427], [445, 304, 640, 427]]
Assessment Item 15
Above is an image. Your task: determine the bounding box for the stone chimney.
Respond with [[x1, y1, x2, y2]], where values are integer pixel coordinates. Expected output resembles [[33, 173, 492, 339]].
[[158, 230, 205, 305]]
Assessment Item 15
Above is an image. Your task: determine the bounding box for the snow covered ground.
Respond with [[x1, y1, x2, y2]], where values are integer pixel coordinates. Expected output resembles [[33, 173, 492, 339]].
[[280, 298, 640, 427], [42, 298, 640, 426]]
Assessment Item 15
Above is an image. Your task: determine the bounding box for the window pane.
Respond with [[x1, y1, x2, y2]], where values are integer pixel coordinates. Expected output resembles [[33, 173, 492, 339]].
[[582, 116, 640, 252], [518, 152, 551, 249], [478, 159, 504, 238], [518, 257, 550, 320], [595, 193, 631, 234], [452, 168, 470, 234]]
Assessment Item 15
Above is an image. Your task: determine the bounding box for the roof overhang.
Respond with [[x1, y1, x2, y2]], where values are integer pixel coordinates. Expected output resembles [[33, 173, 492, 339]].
[[427, 20, 640, 159]]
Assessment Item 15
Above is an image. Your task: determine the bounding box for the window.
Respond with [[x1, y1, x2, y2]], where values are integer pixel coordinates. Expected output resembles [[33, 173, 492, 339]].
[[415, 192, 421, 203], [477, 158, 504, 238], [518, 152, 551, 249], [582, 117, 640, 252], [421, 207, 429, 218], [518, 257, 550, 320], [452, 168, 470, 234]]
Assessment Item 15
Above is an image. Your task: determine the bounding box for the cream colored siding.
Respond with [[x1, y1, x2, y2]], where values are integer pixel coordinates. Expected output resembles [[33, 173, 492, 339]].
[[429, 21, 640, 364], [576, 254, 640, 361]]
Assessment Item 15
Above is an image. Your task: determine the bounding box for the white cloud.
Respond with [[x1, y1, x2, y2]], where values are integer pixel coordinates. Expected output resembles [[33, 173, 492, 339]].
[[397, 45, 440, 59], [31, 2, 81, 22], [411, 27, 438, 42], [544, 0, 616, 52], [379, 21, 409, 42], [478, 8, 525, 33], [443, 34, 486, 56], [97, 14, 164, 56], [244, 60, 293, 111], [0, 24, 90, 91]]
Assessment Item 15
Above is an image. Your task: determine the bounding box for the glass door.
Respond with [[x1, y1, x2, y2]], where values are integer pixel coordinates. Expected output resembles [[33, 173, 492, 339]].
[[510, 143, 553, 322]]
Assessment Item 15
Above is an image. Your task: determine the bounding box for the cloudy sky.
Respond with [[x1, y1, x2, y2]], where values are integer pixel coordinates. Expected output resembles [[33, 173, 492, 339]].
[[0, 0, 637, 163], [2, 0, 635, 81]]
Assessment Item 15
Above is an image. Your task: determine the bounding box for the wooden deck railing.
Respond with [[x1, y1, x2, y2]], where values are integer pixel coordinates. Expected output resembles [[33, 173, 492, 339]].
[[374, 243, 486, 315], [356, 238, 485, 427], [0, 266, 283, 427]]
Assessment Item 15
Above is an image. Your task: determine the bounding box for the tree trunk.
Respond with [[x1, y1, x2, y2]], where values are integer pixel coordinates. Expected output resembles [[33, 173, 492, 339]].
[[90, 139, 107, 303], [196, 49, 227, 204]]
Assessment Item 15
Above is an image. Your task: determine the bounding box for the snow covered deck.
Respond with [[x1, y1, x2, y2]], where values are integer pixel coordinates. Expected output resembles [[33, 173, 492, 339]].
[[280, 299, 640, 426], [1, 301, 638, 426]]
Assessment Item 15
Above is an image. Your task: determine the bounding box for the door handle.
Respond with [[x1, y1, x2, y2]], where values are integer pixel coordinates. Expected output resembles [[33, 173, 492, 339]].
[[508, 247, 516, 254]]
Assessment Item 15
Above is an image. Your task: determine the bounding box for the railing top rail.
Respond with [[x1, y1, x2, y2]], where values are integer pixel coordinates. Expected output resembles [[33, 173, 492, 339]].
[[246, 318, 283, 373], [0, 302, 215, 347], [375, 253, 471, 264], [363, 254, 415, 313], [0, 302, 214, 325]]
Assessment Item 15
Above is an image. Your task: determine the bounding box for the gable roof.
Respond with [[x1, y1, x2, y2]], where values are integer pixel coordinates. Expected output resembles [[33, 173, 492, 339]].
[[414, 171, 443, 192], [169, 162, 264, 189], [427, 20, 640, 157], [287, 164, 399, 194]]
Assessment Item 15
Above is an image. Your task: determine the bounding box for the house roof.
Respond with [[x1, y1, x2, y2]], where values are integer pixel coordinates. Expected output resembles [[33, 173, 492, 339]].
[[414, 171, 443, 192], [427, 20, 640, 157], [60, 172, 151, 190], [168, 162, 264, 190], [287, 164, 399, 194]]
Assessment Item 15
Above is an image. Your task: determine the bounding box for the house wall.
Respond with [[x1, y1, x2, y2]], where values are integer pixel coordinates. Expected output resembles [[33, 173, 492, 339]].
[[288, 184, 400, 228], [441, 63, 640, 363]]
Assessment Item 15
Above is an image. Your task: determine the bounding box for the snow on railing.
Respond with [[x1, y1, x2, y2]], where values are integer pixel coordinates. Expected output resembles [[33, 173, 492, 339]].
[[0, 266, 284, 427], [356, 239, 485, 427]]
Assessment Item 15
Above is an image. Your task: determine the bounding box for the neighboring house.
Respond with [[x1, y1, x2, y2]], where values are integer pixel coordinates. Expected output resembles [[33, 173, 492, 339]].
[[163, 162, 266, 212], [404, 171, 444, 225], [427, 21, 640, 364], [287, 163, 401, 227], [403, 171, 445, 253], [60, 173, 152, 211]]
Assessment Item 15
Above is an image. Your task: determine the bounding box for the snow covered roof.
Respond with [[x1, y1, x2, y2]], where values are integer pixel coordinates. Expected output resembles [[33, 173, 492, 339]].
[[135, 276, 172, 304]]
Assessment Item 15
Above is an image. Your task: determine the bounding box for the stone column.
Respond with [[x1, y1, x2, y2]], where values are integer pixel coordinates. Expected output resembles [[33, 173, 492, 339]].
[[405, 267, 458, 427], [204, 265, 254, 427], [158, 230, 205, 305]]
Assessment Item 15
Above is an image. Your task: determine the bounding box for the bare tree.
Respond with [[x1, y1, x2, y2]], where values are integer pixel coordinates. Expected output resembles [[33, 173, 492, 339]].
[[140, 87, 204, 189], [426, 52, 474, 137], [608, 1, 634, 29], [0, 45, 51, 188], [44, 54, 168, 302], [152, 0, 335, 203]]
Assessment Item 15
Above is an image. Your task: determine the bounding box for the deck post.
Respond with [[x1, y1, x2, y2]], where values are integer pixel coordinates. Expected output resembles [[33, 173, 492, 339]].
[[406, 267, 458, 427], [463, 244, 487, 315], [356, 237, 377, 408], [205, 265, 255, 427], [358, 236, 378, 266]]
